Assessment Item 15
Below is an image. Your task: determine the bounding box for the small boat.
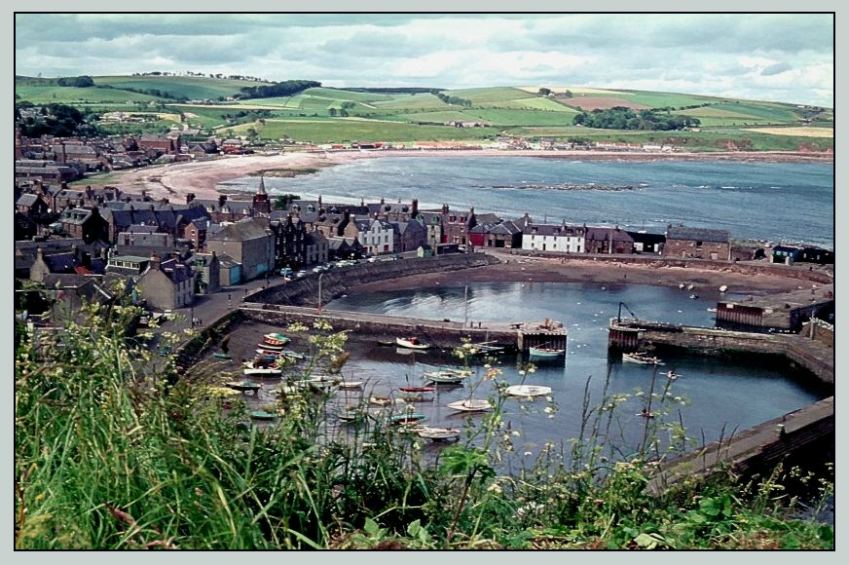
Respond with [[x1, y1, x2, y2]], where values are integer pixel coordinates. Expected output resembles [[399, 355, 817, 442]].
[[257, 342, 284, 351], [338, 407, 367, 423], [416, 426, 461, 442], [528, 346, 565, 359], [666, 370, 681, 381], [377, 339, 396, 347], [686, 284, 695, 291], [689, 294, 699, 300], [389, 412, 427, 425], [263, 332, 291, 346], [337, 380, 364, 389], [719, 285, 728, 293], [447, 399, 493, 412], [243, 363, 283, 377], [280, 350, 305, 361], [369, 396, 394, 407], [637, 409, 656, 419], [213, 352, 232, 360], [706, 307, 717, 313], [396, 337, 432, 350], [399, 386, 435, 393], [424, 371, 470, 384], [622, 352, 665, 366], [250, 410, 278, 421], [505, 385, 552, 398], [225, 380, 261, 393], [678, 283, 686, 289]]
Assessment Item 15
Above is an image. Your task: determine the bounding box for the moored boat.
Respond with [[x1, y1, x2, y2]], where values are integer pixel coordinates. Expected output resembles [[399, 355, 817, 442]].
[[243, 363, 283, 377], [416, 426, 461, 441], [528, 346, 565, 359], [213, 352, 232, 360], [337, 380, 364, 389], [447, 399, 493, 412], [389, 412, 427, 425], [249, 410, 278, 421], [622, 352, 665, 366], [396, 337, 432, 350], [505, 385, 552, 398], [424, 370, 471, 384], [225, 380, 261, 393]]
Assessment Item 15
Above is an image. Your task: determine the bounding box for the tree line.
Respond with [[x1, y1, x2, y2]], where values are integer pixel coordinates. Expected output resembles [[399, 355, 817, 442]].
[[573, 107, 701, 130], [237, 80, 322, 100]]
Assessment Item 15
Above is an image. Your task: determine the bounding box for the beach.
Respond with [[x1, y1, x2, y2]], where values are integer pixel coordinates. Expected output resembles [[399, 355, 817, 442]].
[[84, 148, 834, 202]]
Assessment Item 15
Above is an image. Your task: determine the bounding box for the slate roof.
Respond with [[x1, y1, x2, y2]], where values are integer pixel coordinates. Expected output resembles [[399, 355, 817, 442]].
[[207, 219, 271, 242], [157, 258, 193, 284], [525, 223, 586, 237], [16, 194, 41, 207], [667, 226, 730, 243], [489, 221, 521, 236], [585, 227, 634, 243]]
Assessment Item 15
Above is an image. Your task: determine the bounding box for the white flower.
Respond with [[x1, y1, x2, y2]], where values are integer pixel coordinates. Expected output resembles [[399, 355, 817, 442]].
[[486, 483, 502, 494]]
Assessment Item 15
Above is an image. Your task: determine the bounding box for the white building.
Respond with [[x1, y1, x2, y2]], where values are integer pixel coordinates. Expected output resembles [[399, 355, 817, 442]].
[[348, 217, 395, 255], [521, 223, 586, 253]]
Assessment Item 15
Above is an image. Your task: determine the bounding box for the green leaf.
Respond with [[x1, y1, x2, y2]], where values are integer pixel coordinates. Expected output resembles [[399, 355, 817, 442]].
[[364, 517, 379, 536]]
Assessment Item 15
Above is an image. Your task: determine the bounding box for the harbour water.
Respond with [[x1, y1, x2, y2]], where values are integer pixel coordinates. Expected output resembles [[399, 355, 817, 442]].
[[225, 156, 834, 247], [323, 282, 824, 456]]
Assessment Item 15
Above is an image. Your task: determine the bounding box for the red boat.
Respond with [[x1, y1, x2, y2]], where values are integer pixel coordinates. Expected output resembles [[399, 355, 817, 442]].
[[399, 386, 435, 393]]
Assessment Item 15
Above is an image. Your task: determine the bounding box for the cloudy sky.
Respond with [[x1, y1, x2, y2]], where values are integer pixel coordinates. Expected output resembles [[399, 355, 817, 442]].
[[15, 13, 834, 106]]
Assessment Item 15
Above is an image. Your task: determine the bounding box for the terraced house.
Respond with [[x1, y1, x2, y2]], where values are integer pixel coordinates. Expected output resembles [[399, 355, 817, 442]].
[[344, 217, 394, 255], [522, 223, 586, 253], [206, 218, 275, 283]]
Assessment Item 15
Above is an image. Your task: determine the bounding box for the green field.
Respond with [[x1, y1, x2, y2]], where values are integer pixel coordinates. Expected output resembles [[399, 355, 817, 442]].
[[94, 75, 272, 100], [16, 85, 164, 104], [15, 75, 833, 151], [233, 118, 494, 143]]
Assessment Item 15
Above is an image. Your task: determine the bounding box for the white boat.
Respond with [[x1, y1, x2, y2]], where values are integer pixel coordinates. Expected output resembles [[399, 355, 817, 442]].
[[706, 307, 717, 313], [337, 380, 364, 389], [505, 385, 552, 398], [622, 352, 665, 366], [666, 370, 681, 381], [424, 370, 471, 384], [396, 337, 432, 350], [416, 426, 461, 441], [719, 285, 728, 293], [528, 346, 565, 359], [242, 363, 283, 377], [447, 399, 493, 412], [678, 283, 686, 289]]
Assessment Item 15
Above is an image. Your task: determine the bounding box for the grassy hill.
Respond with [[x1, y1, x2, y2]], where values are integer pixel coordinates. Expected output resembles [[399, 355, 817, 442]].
[[14, 75, 833, 151]]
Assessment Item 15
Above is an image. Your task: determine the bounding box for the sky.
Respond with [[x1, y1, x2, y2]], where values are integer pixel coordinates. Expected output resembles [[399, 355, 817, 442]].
[[15, 13, 834, 106]]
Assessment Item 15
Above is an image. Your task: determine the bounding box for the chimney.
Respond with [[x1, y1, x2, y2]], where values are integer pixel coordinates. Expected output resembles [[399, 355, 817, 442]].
[[150, 253, 161, 270], [412, 198, 419, 218], [318, 195, 322, 208], [380, 197, 385, 205], [218, 194, 227, 208], [36, 246, 43, 261]]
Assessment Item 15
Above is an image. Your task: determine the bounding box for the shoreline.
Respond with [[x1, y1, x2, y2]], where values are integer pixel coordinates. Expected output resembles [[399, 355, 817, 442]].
[[86, 148, 833, 202]]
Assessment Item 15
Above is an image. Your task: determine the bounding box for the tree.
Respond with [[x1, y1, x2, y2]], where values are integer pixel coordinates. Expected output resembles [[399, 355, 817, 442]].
[[538, 87, 552, 96], [340, 109, 349, 117], [329, 108, 338, 117]]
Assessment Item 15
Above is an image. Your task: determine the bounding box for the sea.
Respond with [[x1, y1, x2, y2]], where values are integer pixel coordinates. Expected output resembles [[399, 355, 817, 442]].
[[222, 156, 834, 247]]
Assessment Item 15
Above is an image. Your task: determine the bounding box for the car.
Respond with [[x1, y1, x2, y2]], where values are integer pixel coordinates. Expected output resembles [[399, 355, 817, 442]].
[[280, 267, 294, 277], [296, 271, 307, 279]]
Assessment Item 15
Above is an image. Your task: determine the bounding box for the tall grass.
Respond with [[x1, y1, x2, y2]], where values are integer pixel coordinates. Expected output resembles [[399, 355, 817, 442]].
[[14, 301, 833, 549]]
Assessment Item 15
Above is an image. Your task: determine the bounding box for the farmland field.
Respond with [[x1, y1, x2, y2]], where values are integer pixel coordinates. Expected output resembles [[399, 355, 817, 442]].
[[94, 75, 271, 100], [744, 126, 834, 138], [559, 95, 649, 110], [16, 85, 163, 104], [232, 118, 494, 143], [372, 93, 455, 111]]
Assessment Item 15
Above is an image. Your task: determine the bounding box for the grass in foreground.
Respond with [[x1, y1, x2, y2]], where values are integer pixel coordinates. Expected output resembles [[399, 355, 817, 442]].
[[14, 298, 833, 549]]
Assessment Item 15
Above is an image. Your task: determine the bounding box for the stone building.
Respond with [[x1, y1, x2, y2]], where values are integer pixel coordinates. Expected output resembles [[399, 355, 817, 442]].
[[663, 226, 731, 260], [205, 218, 275, 283], [136, 253, 195, 310]]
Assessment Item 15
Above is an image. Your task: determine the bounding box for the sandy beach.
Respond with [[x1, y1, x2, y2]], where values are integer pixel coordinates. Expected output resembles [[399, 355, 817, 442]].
[[88, 148, 833, 202], [350, 253, 814, 296]]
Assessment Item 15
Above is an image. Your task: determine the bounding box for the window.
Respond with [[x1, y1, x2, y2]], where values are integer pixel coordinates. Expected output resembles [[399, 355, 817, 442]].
[[696, 241, 703, 247]]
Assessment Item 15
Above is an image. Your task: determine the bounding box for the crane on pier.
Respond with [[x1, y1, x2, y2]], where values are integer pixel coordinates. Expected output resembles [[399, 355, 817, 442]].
[[617, 302, 639, 323]]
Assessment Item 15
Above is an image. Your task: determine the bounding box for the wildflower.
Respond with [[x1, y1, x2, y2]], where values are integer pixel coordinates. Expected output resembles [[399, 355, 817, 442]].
[[486, 482, 503, 494]]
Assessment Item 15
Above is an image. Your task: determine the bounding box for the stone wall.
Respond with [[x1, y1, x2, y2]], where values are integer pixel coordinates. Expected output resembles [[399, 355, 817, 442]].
[[245, 253, 501, 307]]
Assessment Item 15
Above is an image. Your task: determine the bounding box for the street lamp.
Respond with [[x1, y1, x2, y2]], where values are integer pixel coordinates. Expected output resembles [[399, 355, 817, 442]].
[[318, 273, 324, 314]]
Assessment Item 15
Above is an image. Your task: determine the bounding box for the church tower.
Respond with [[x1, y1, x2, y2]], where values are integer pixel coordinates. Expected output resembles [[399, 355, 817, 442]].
[[252, 176, 271, 215]]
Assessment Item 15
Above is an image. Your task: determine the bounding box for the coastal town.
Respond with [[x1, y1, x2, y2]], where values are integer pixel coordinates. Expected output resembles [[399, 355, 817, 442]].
[[12, 12, 836, 552], [14, 129, 835, 325]]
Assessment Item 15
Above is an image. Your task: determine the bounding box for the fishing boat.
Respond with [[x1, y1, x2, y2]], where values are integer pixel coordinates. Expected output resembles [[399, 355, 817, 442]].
[[416, 427, 461, 442], [243, 363, 283, 377], [225, 380, 261, 393], [447, 399, 493, 412], [257, 341, 284, 351], [528, 346, 565, 359], [505, 385, 552, 398], [396, 337, 432, 350], [622, 352, 665, 366], [249, 410, 278, 421]]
